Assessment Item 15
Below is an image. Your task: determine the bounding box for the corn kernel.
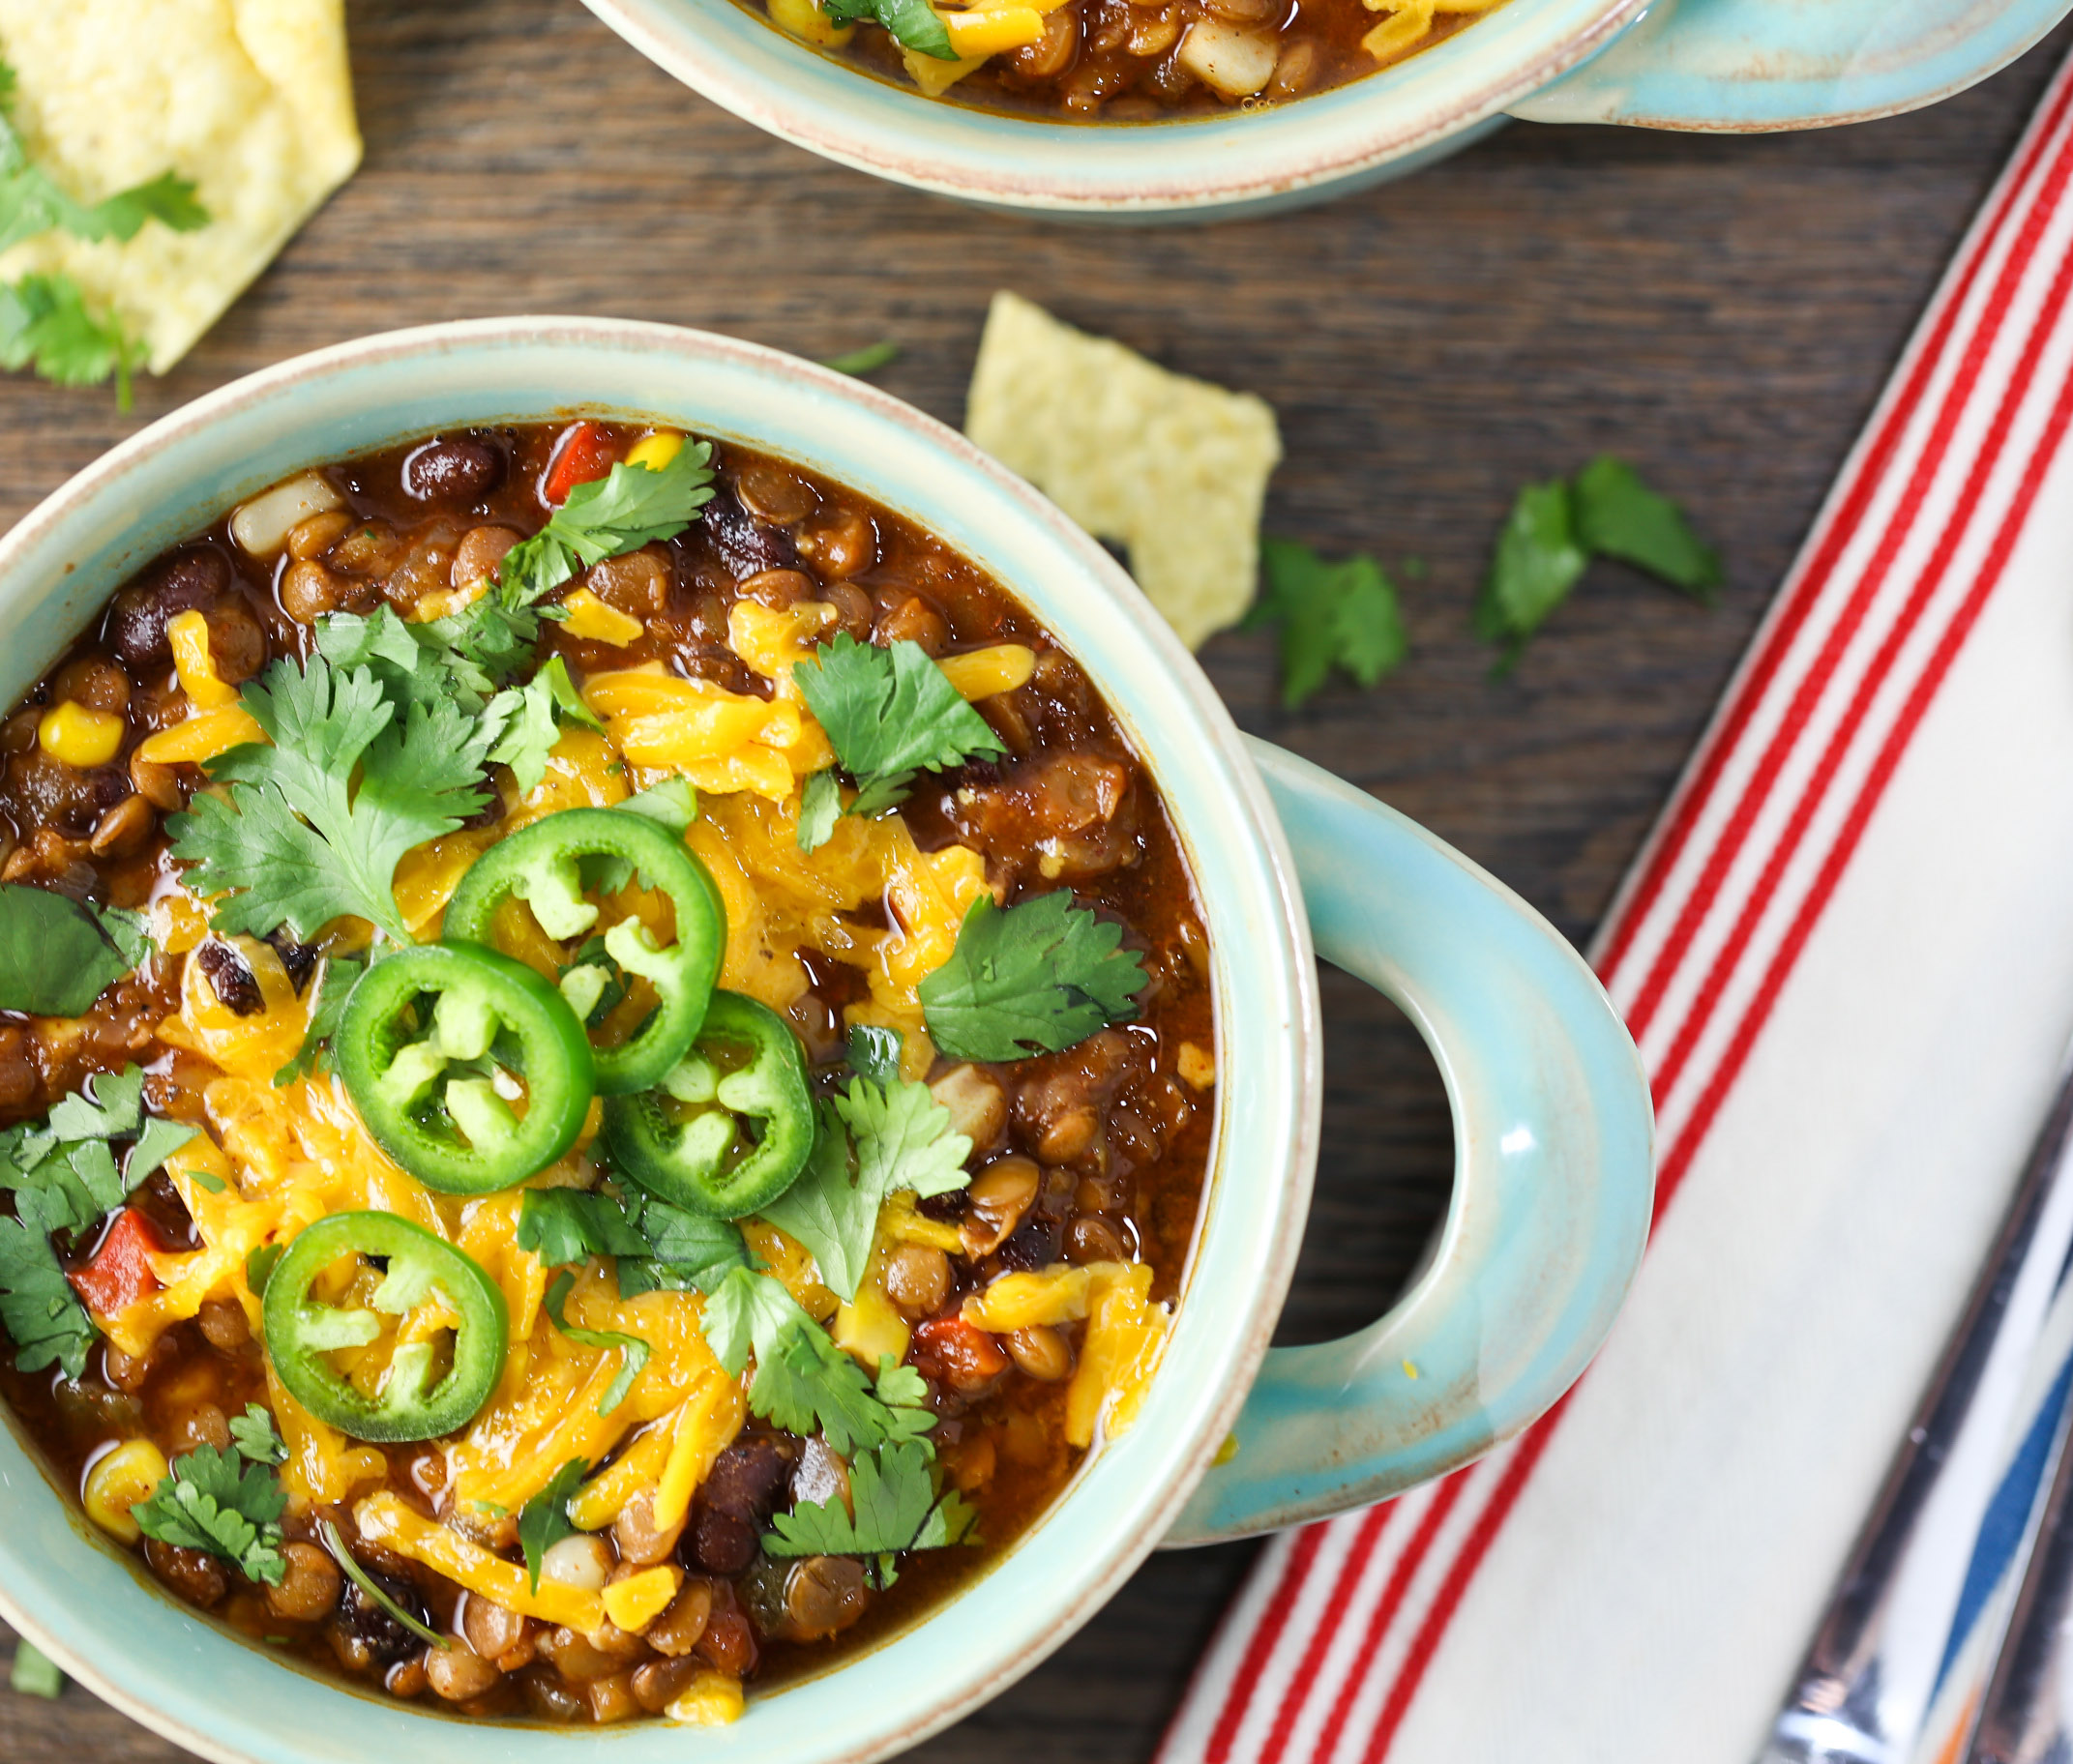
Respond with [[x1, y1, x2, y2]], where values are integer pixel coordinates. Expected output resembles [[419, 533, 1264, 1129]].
[[666, 1671, 745, 1726], [83, 1438, 170, 1544], [624, 431, 685, 473], [411, 578, 489, 624], [134, 704, 266, 767], [943, 6, 1045, 54], [603, 1564, 683, 1632], [768, 0, 855, 44], [833, 1280, 910, 1368], [936, 643, 1037, 701], [165, 610, 237, 709], [1176, 1041, 1215, 1089], [561, 590, 644, 646], [38, 700, 125, 768]]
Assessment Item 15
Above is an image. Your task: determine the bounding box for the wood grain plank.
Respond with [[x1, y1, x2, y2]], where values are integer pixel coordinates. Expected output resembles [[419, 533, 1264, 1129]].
[[2, 4, 2066, 1756]]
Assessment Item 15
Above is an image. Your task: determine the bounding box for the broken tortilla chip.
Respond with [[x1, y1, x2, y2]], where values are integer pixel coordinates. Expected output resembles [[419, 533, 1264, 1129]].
[[0, 0, 362, 375], [964, 290, 1282, 651]]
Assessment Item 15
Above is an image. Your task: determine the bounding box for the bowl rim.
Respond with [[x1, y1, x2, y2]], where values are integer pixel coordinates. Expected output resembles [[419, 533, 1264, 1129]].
[[0, 316, 1322, 1764], [578, 0, 1646, 213]]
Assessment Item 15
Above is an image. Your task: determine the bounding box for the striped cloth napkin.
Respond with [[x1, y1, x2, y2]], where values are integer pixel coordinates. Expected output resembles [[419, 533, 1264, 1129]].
[[1159, 47, 2073, 1764]]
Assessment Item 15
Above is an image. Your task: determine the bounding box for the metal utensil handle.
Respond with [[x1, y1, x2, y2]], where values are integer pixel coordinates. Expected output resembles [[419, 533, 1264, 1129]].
[[1757, 1045, 2073, 1764]]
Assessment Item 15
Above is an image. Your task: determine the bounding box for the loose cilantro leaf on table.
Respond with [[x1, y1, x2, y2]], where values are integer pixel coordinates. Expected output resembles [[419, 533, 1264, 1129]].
[[131, 1444, 287, 1585], [498, 444, 718, 605], [795, 635, 1005, 816], [0, 883, 151, 1015], [543, 1268, 650, 1416], [820, 340, 901, 377], [766, 1438, 977, 1586], [167, 654, 493, 944], [518, 1186, 749, 1296], [0, 273, 140, 409], [1570, 456, 1723, 598], [1479, 457, 1720, 670], [700, 1266, 936, 1455], [516, 1457, 589, 1594], [228, 1403, 287, 1466], [1245, 540, 1408, 711], [796, 768, 844, 853], [10, 1636, 62, 1698], [273, 953, 365, 1089], [820, 0, 957, 58], [920, 892, 1145, 1062], [761, 1078, 972, 1302]]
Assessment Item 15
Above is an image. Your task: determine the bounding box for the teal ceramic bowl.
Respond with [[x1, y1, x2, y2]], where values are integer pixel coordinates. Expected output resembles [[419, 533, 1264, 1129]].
[[580, 0, 2073, 219], [0, 319, 1654, 1762]]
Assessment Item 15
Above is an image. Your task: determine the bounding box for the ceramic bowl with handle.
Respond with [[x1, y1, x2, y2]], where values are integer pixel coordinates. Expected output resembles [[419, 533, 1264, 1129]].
[[0, 317, 1655, 1763], [578, 0, 2073, 219]]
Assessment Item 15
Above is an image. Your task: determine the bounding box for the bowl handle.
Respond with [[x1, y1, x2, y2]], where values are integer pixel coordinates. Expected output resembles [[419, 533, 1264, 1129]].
[[1505, 0, 2070, 132], [1162, 739, 1654, 1547]]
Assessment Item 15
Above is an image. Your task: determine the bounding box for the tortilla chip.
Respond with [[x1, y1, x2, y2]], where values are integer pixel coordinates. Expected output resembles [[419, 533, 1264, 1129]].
[[965, 290, 1282, 650], [0, 0, 362, 374]]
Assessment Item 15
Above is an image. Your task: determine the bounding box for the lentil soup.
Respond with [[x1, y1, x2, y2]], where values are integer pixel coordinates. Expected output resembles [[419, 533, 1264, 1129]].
[[759, 0, 1505, 116], [0, 420, 1216, 1725]]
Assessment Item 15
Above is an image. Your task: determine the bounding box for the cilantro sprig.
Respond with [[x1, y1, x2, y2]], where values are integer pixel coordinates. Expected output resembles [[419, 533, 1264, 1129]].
[[515, 1457, 588, 1595], [1244, 540, 1408, 711], [497, 444, 718, 604], [760, 1075, 972, 1301], [516, 1186, 750, 1297], [0, 883, 158, 1016], [165, 653, 494, 944], [920, 892, 1145, 1062], [131, 1442, 287, 1585], [765, 1438, 978, 1587], [795, 634, 1006, 818], [1479, 456, 1721, 669], [819, 0, 958, 59]]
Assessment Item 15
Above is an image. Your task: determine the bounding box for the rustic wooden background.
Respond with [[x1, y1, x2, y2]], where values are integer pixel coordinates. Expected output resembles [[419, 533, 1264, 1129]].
[[4, 2, 2069, 1756]]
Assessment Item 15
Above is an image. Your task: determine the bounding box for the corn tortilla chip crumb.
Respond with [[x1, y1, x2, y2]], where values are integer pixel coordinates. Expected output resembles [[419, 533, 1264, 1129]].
[[964, 291, 1282, 652], [0, 0, 362, 375]]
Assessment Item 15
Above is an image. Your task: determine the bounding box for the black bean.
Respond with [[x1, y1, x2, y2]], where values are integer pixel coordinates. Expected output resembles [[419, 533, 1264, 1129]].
[[916, 1190, 968, 1223], [402, 438, 505, 505], [334, 1561, 429, 1666], [700, 1438, 791, 1520], [104, 550, 228, 671], [261, 931, 319, 995], [993, 1214, 1063, 1273], [688, 1508, 759, 1576], [701, 492, 797, 579], [195, 940, 264, 1016]]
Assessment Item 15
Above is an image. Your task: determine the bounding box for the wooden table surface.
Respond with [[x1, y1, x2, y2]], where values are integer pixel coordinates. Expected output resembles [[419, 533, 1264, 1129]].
[[3, 4, 2068, 1757]]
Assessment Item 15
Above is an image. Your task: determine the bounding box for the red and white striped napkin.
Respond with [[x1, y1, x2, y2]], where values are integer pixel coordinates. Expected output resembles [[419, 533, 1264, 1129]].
[[1160, 49, 2073, 1764]]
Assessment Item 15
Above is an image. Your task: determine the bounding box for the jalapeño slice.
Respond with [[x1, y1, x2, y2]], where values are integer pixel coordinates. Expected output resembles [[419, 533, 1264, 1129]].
[[338, 941, 593, 1194], [261, 1211, 508, 1443], [602, 989, 814, 1219], [443, 807, 726, 1097]]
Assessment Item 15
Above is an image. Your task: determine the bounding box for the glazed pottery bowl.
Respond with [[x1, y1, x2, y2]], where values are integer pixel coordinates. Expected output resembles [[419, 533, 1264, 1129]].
[[0, 318, 1654, 1763], [579, 0, 2073, 219]]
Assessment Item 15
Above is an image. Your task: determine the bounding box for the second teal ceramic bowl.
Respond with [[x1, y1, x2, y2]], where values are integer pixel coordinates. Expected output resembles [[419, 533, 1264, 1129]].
[[0, 318, 1654, 1763], [580, 0, 2073, 219]]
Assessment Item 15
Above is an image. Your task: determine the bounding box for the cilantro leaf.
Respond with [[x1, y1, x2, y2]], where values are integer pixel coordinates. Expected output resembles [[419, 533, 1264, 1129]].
[[273, 953, 365, 1089], [0, 68, 207, 255], [131, 1445, 287, 1584], [764, 1439, 978, 1585], [93, 904, 155, 970], [0, 883, 143, 1015], [846, 1024, 903, 1088], [167, 654, 492, 943], [245, 1243, 283, 1296], [543, 1268, 649, 1416], [618, 779, 696, 834], [228, 1403, 286, 1466], [761, 1080, 971, 1302], [518, 1186, 748, 1296], [795, 635, 1006, 816], [10, 1637, 62, 1698], [498, 444, 718, 604], [516, 1457, 589, 1594], [920, 892, 1144, 1062], [519, 1189, 651, 1266], [819, 0, 957, 58], [797, 769, 843, 853], [1476, 481, 1588, 670], [486, 656, 604, 795], [1570, 456, 1723, 599], [820, 341, 901, 376], [44, 1064, 145, 1142], [0, 274, 138, 409], [1246, 540, 1408, 711], [0, 1187, 95, 1376]]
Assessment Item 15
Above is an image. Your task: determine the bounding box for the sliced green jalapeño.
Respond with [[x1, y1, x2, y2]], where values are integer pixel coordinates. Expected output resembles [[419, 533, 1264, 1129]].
[[602, 989, 814, 1219], [443, 807, 726, 1097], [261, 1211, 508, 1443], [338, 941, 593, 1194]]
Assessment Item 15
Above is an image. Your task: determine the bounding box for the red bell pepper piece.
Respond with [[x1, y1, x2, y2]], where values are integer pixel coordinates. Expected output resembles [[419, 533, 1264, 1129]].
[[542, 422, 619, 505], [912, 1314, 1010, 1392], [69, 1206, 166, 1317]]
